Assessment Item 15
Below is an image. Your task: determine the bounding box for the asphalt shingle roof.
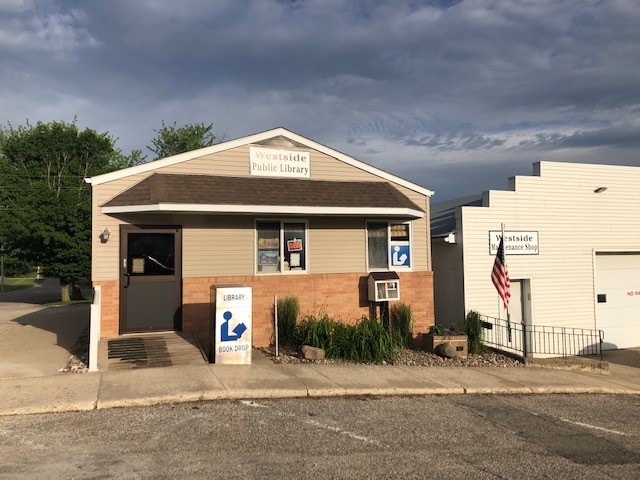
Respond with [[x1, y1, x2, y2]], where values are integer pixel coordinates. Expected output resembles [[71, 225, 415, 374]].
[[102, 173, 424, 212]]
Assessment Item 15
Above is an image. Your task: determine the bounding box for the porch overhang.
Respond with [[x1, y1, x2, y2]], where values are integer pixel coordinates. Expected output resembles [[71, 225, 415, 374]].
[[100, 173, 426, 219], [102, 203, 424, 218]]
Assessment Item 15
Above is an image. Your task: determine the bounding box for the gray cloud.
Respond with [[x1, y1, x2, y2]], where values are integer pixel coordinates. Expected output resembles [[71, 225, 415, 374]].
[[0, 0, 639, 201], [404, 133, 505, 150], [520, 122, 640, 150]]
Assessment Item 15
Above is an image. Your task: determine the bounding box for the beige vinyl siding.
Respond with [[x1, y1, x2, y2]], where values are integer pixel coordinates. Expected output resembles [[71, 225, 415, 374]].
[[459, 161, 640, 330], [182, 216, 254, 277], [308, 218, 366, 273], [161, 145, 390, 182], [92, 143, 432, 280], [91, 172, 147, 281], [395, 185, 430, 271]]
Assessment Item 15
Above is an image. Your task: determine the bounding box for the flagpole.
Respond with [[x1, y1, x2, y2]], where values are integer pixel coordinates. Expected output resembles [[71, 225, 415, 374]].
[[502, 223, 512, 342]]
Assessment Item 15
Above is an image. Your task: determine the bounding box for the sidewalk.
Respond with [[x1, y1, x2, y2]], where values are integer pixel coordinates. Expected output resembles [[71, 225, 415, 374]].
[[0, 279, 88, 378], [1, 281, 639, 417], [2, 349, 640, 416]]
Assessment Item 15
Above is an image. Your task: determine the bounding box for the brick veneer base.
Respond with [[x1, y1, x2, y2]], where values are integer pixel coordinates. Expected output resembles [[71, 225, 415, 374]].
[[96, 271, 435, 354]]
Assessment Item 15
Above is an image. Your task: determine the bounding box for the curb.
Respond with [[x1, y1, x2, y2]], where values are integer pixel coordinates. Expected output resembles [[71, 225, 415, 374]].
[[3, 384, 640, 417]]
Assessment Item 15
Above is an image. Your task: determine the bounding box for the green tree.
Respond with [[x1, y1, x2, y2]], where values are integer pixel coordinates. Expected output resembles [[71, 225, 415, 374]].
[[147, 121, 220, 160], [110, 148, 147, 170], [0, 119, 123, 301]]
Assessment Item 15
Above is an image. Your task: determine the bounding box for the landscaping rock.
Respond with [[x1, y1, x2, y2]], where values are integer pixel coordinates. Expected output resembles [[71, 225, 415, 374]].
[[259, 346, 524, 368], [301, 345, 325, 361], [434, 342, 459, 360]]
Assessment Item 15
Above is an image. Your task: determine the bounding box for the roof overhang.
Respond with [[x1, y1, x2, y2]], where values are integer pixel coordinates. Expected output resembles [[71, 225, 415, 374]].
[[102, 203, 425, 218]]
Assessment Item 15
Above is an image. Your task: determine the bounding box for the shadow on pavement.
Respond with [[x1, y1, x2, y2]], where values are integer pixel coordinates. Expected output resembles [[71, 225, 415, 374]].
[[0, 279, 89, 378], [12, 305, 89, 349], [601, 348, 640, 369]]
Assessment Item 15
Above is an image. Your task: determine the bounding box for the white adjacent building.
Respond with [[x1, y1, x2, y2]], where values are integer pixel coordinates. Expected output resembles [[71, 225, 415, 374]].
[[432, 161, 640, 352]]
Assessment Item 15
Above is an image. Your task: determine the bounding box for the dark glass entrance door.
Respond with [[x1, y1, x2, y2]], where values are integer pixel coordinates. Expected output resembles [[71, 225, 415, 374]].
[[120, 226, 182, 333]]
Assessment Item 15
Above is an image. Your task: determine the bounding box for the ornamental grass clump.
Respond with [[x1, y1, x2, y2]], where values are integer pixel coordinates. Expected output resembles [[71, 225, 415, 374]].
[[277, 295, 299, 347], [464, 309, 484, 354], [390, 302, 413, 347], [296, 314, 403, 363]]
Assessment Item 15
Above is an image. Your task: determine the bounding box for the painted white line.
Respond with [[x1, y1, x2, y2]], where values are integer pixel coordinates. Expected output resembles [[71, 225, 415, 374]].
[[305, 419, 384, 447], [239, 400, 383, 446], [559, 418, 629, 436], [239, 400, 268, 408]]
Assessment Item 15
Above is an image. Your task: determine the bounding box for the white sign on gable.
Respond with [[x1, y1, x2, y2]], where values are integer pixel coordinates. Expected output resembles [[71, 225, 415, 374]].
[[489, 231, 539, 255], [249, 147, 311, 178]]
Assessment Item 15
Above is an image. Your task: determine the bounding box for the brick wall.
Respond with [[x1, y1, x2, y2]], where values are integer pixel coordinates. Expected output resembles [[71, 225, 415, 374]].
[[182, 271, 434, 351], [94, 280, 119, 339], [96, 272, 435, 351]]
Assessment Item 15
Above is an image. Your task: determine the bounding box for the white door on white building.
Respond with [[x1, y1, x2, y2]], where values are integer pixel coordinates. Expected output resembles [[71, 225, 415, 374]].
[[500, 279, 532, 326], [508, 280, 523, 324], [595, 253, 640, 350]]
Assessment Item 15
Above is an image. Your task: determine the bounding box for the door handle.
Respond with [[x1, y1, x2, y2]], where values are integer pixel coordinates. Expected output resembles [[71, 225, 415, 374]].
[[124, 273, 131, 288]]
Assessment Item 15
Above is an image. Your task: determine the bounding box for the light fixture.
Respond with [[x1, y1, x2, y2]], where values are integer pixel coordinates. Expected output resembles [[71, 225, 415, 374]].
[[100, 228, 110, 243], [594, 187, 607, 194]]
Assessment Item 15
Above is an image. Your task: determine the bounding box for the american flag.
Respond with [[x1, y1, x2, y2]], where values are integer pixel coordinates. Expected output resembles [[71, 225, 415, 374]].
[[491, 236, 511, 309]]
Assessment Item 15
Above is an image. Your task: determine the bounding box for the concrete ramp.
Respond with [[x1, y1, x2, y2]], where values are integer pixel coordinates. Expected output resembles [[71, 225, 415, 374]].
[[99, 333, 208, 371]]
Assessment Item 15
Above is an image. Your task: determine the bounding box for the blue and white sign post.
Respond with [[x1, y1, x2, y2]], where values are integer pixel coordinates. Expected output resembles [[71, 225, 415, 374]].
[[215, 286, 252, 364]]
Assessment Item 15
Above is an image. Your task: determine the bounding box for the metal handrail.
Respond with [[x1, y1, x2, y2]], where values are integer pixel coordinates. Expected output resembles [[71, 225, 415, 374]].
[[480, 314, 604, 360]]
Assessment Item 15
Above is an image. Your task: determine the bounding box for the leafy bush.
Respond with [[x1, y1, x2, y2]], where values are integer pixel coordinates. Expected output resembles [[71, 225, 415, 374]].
[[296, 314, 403, 364], [390, 302, 413, 347], [277, 295, 299, 347], [464, 310, 484, 354]]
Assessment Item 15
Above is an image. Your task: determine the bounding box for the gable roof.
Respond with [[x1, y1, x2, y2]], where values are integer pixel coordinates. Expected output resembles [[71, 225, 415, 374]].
[[101, 173, 425, 218], [86, 127, 433, 197]]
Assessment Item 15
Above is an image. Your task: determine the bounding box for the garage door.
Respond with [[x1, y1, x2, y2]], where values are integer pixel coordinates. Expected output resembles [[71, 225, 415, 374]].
[[595, 253, 640, 350]]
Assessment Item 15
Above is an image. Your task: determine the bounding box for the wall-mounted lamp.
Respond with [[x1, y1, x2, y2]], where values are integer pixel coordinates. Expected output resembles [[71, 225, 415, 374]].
[[99, 228, 110, 243], [594, 187, 607, 194]]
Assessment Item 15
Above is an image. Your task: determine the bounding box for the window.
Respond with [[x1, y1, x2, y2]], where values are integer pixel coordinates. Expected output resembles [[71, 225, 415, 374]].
[[256, 220, 307, 274], [367, 221, 412, 270], [127, 233, 175, 276]]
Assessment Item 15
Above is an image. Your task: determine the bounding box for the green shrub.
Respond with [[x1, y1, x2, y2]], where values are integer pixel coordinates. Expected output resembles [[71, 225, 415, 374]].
[[428, 324, 462, 336], [277, 295, 299, 346], [296, 314, 403, 363], [390, 302, 412, 347], [464, 310, 484, 354]]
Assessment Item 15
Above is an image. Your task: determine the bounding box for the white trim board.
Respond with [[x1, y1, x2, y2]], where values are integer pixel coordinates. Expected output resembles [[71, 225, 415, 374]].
[[101, 203, 426, 218], [86, 127, 434, 197]]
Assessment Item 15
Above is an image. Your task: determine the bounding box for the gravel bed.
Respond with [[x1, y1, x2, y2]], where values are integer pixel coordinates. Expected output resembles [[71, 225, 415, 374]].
[[258, 346, 525, 367], [59, 326, 89, 373], [60, 331, 524, 373]]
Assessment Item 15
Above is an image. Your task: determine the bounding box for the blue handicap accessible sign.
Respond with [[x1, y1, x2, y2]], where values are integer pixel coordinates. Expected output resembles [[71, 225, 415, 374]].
[[221, 311, 248, 341]]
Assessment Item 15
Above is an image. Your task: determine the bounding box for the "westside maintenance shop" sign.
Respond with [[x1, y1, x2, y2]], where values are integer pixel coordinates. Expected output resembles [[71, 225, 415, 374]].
[[489, 231, 539, 255], [250, 147, 311, 178]]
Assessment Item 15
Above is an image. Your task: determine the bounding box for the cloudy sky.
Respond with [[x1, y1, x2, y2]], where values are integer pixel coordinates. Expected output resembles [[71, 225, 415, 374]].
[[1, 0, 639, 200]]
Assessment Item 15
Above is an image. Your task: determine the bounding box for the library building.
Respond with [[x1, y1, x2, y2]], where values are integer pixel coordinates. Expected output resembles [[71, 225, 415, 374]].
[[87, 127, 435, 359]]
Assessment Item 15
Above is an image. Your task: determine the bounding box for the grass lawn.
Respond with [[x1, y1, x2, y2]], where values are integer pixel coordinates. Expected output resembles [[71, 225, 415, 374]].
[[0, 275, 40, 292], [44, 298, 92, 307]]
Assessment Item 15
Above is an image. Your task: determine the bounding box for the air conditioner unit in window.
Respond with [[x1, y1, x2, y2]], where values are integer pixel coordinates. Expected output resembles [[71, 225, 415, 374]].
[[367, 271, 400, 302]]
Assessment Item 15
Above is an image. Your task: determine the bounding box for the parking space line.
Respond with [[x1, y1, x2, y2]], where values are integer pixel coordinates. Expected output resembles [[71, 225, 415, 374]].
[[559, 418, 629, 436]]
